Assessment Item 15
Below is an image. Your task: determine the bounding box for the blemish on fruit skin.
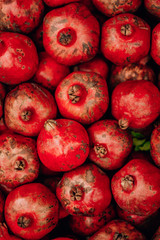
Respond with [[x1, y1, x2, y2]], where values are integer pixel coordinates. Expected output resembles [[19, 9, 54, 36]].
[[85, 169, 95, 183]]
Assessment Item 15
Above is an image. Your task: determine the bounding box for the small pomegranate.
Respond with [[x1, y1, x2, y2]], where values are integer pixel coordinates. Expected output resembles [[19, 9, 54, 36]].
[[111, 159, 160, 216], [0, 0, 44, 33], [92, 0, 142, 17], [144, 0, 160, 18], [55, 71, 109, 125], [87, 119, 133, 170], [74, 56, 109, 80], [37, 118, 89, 172], [69, 203, 116, 236], [0, 131, 40, 189], [151, 23, 160, 65], [150, 125, 160, 167], [4, 82, 57, 137], [34, 52, 70, 91], [0, 222, 22, 239], [56, 163, 112, 216], [110, 63, 156, 90], [43, 3, 100, 66], [0, 32, 38, 85], [101, 13, 150, 65], [88, 219, 146, 240], [111, 80, 160, 130], [4, 183, 59, 239]]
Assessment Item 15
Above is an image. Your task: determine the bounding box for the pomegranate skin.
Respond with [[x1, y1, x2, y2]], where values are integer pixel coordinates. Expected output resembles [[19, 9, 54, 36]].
[[0, 222, 22, 240], [43, 3, 100, 66], [151, 23, 160, 66], [87, 119, 133, 170], [0, 132, 39, 189], [150, 125, 160, 167], [55, 71, 109, 125], [34, 52, 70, 91], [4, 82, 57, 137], [0, 32, 39, 85], [69, 203, 116, 236], [111, 159, 160, 216], [110, 63, 156, 90], [101, 13, 150, 65], [88, 219, 146, 240], [111, 80, 160, 130], [92, 0, 142, 17], [144, 0, 160, 18], [4, 183, 59, 240], [56, 163, 112, 216], [0, 0, 44, 34], [43, 0, 78, 7], [37, 119, 89, 172]]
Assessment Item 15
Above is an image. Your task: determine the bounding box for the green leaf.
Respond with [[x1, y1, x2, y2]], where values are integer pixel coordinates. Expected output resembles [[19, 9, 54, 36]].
[[133, 138, 146, 147], [131, 131, 145, 139], [139, 141, 150, 151]]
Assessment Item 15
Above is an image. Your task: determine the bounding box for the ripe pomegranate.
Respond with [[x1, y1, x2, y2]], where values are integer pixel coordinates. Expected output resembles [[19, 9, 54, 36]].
[[74, 56, 109, 80], [43, 3, 100, 66], [0, 131, 40, 189], [34, 52, 70, 91], [69, 203, 116, 236], [151, 23, 160, 65], [101, 13, 150, 65], [0, 0, 44, 33], [152, 226, 160, 240], [4, 183, 59, 239], [55, 71, 109, 125], [88, 219, 146, 240], [56, 163, 112, 216], [111, 80, 160, 130], [111, 159, 160, 216], [37, 118, 89, 172], [0, 32, 39, 85], [4, 82, 57, 137], [92, 0, 142, 17], [0, 222, 22, 240], [87, 119, 133, 170], [150, 125, 160, 167], [144, 0, 160, 18], [110, 63, 156, 90]]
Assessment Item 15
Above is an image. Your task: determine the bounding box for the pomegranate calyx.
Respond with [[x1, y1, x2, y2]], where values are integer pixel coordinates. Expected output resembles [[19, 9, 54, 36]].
[[70, 186, 83, 201], [17, 216, 31, 228], [113, 232, 128, 240], [21, 110, 32, 121], [14, 159, 26, 171], [94, 144, 107, 158], [121, 24, 133, 36], [68, 85, 83, 104], [118, 117, 129, 130], [121, 175, 134, 192]]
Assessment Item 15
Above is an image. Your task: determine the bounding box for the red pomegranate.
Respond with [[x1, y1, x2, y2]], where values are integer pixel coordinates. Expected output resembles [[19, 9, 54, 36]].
[[43, 3, 100, 66], [144, 0, 160, 18], [55, 71, 109, 125], [0, 0, 44, 33], [151, 23, 160, 65], [111, 80, 160, 130], [87, 119, 133, 170], [37, 118, 89, 172], [56, 163, 112, 216], [0, 32, 39, 85], [101, 13, 150, 65], [4, 183, 59, 239], [150, 125, 160, 167], [0, 131, 40, 189], [4, 82, 57, 137], [111, 159, 160, 216], [34, 52, 70, 91], [88, 219, 146, 240]]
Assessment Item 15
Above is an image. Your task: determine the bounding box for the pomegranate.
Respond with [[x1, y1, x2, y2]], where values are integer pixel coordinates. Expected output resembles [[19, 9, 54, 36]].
[[69, 203, 116, 236], [110, 63, 156, 90], [144, 0, 160, 18], [111, 80, 160, 130], [43, 3, 100, 66], [4, 82, 57, 137], [111, 159, 160, 216], [101, 13, 150, 65], [0, 32, 39, 85], [34, 51, 70, 91], [87, 119, 133, 170], [92, 0, 142, 17], [151, 23, 160, 65], [74, 56, 109, 80], [0, 222, 22, 239], [4, 183, 59, 239], [37, 118, 89, 172], [0, 131, 39, 189], [150, 124, 160, 167], [88, 219, 146, 240], [55, 71, 109, 125], [0, 0, 44, 33], [56, 163, 112, 216]]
